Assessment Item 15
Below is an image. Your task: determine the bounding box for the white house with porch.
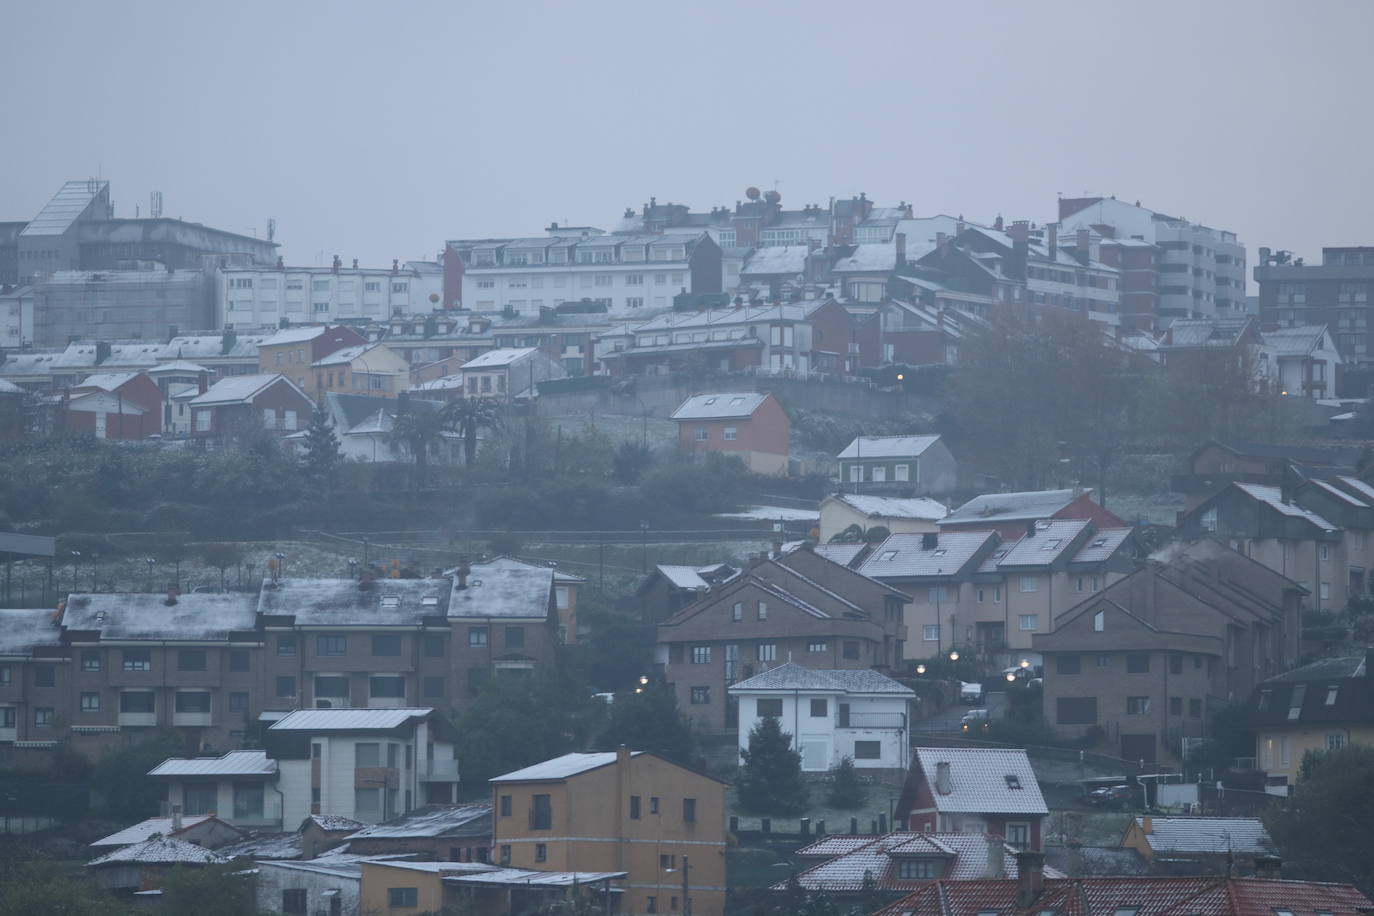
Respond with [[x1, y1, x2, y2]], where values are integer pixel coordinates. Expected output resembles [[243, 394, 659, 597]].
[[728, 662, 914, 772]]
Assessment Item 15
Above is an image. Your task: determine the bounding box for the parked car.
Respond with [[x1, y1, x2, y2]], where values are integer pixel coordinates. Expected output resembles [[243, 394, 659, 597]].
[[960, 681, 985, 704], [1087, 785, 1132, 809], [961, 708, 990, 733]]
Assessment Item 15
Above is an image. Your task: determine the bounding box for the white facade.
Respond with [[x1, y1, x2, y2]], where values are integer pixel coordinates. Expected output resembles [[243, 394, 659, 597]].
[[217, 263, 442, 329], [256, 860, 361, 916], [0, 285, 34, 348]]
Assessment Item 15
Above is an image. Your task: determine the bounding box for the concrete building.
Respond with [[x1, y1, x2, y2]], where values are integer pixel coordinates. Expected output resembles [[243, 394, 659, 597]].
[[1058, 197, 1246, 326], [728, 663, 915, 771], [1255, 245, 1374, 367], [0, 283, 34, 348], [32, 268, 215, 347], [218, 259, 442, 329], [490, 748, 727, 916]]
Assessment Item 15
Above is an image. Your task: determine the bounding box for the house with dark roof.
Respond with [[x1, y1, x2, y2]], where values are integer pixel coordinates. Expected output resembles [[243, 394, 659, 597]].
[[1034, 540, 1304, 765], [896, 747, 1048, 852], [656, 547, 909, 733], [671, 391, 790, 474], [634, 562, 739, 623], [836, 435, 958, 496], [344, 804, 491, 861], [1170, 440, 1363, 511], [870, 855, 1373, 916], [1246, 651, 1374, 791], [728, 662, 915, 770], [941, 488, 1124, 540]]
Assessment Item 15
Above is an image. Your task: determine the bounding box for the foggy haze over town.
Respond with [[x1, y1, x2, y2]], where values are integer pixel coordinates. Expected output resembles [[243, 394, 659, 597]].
[[3, 3, 1374, 916]]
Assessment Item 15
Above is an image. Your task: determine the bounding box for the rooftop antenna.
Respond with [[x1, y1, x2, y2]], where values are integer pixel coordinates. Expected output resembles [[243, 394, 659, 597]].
[[150, 191, 163, 219], [267, 218, 276, 242]]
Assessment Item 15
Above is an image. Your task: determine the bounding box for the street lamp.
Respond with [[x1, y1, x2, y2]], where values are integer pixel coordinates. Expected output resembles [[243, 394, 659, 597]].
[[640, 521, 650, 573], [91, 552, 100, 592], [274, 551, 287, 581], [348, 558, 359, 579], [916, 664, 926, 675], [948, 650, 959, 661], [145, 557, 156, 592], [70, 551, 81, 593]]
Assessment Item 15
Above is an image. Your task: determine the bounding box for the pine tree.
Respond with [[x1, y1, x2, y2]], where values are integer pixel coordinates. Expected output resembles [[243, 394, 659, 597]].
[[826, 755, 867, 808], [738, 714, 809, 815], [301, 403, 343, 489]]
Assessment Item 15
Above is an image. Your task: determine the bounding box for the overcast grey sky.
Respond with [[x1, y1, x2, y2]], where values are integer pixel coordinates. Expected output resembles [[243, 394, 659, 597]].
[[3, 0, 1370, 271]]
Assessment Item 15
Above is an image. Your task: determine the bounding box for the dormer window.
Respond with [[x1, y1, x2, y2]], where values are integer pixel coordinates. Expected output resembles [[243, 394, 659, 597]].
[[1114, 909, 1140, 916], [895, 858, 942, 879]]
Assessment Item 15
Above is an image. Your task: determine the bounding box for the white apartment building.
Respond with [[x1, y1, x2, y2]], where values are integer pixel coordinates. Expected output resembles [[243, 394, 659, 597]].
[[217, 261, 443, 329], [1057, 197, 1246, 322], [0, 285, 34, 348], [451, 231, 721, 318]]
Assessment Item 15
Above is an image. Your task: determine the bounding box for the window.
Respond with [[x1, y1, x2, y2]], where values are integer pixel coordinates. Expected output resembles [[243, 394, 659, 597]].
[[277, 635, 297, 656], [731, 602, 743, 621], [647, 897, 658, 914], [34, 665, 55, 687], [424, 635, 446, 657], [1093, 611, 1104, 631], [119, 691, 155, 714], [0, 666, 9, 687], [630, 795, 641, 819], [355, 742, 382, 767], [317, 634, 346, 657], [896, 858, 941, 879], [530, 793, 552, 829], [1126, 653, 1150, 673], [810, 699, 828, 717], [1006, 823, 1030, 850], [1320, 581, 1330, 601], [372, 634, 402, 656], [1056, 654, 1081, 675], [176, 649, 206, 671], [691, 645, 712, 664], [756, 643, 777, 661], [469, 627, 488, 648], [757, 601, 767, 620], [1320, 544, 1330, 561], [1326, 733, 1346, 750], [370, 676, 406, 699], [723, 427, 737, 441], [123, 649, 152, 672], [387, 888, 418, 908], [1056, 697, 1097, 724], [1170, 654, 1184, 674], [757, 698, 783, 717], [499, 845, 511, 866], [694, 427, 707, 442], [229, 649, 250, 672], [80, 650, 100, 672], [315, 675, 349, 698], [854, 741, 882, 759], [1019, 576, 1037, 593], [1189, 698, 1203, 718], [535, 843, 547, 862], [34, 707, 53, 727], [282, 889, 307, 914], [1018, 614, 1039, 631], [928, 586, 947, 603], [922, 625, 939, 641], [498, 795, 512, 817], [1127, 696, 1152, 715], [175, 691, 211, 713], [80, 692, 100, 712], [1288, 684, 1307, 719], [1169, 696, 1183, 716], [1096, 654, 1112, 668], [505, 626, 525, 649], [690, 686, 710, 705], [683, 797, 696, 822], [276, 676, 297, 698], [230, 692, 249, 712]]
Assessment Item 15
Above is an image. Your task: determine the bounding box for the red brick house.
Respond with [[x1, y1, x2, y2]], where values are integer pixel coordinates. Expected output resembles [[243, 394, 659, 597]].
[[896, 748, 1047, 852], [188, 373, 314, 442], [671, 391, 790, 474], [63, 371, 163, 438]]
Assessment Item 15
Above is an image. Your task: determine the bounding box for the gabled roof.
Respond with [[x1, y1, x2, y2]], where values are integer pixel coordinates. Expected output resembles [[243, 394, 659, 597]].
[[215, 831, 304, 860], [258, 577, 450, 624], [671, 391, 769, 420], [1232, 482, 1338, 532], [305, 814, 366, 832], [784, 832, 1063, 891], [260, 326, 331, 346], [857, 530, 998, 579], [268, 707, 434, 732], [74, 371, 141, 391], [728, 662, 914, 695], [943, 489, 1083, 526], [148, 750, 276, 778], [741, 246, 809, 276], [811, 543, 870, 567], [87, 834, 230, 867], [994, 519, 1091, 568], [189, 373, 305, 407], [1261, 324, 1332, 358], [1070, 527, 1135, 564], [912, 747, 1047, 815], [837, 435, 943, 460], [461, 347, 538, 369], [1131, 816, 1275, 856], [477, 555, 585, 584], [490, 751, 641, 783], [91, 814, 232, 848], [346, 804, 490, 840], [832, 243, 898, 274]]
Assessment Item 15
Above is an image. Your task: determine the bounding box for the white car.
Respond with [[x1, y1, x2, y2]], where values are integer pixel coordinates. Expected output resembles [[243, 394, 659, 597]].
[[960, 681, 984, 704]]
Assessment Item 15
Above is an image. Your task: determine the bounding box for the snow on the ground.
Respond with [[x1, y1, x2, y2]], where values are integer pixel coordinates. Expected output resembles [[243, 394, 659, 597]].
[[716, 505, 819, 521]]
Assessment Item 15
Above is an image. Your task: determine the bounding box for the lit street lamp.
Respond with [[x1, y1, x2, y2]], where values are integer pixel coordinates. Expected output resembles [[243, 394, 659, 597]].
[[948, 650, 959, 661], [70, 550, 81, 593], [145, 557, 156, 592]]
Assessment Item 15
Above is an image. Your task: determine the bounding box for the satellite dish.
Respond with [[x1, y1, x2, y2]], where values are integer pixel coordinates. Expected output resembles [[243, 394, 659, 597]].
[[745, 186, 761, 200]]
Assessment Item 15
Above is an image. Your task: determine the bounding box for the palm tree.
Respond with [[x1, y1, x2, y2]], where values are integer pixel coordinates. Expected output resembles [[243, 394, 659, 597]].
[[387, 405, 453, 489], [444, 396, 503, 468]]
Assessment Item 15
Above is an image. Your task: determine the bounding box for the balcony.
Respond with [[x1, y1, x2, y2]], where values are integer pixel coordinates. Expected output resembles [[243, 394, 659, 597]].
[[172, 711, 213, 726], [419, 759, 461, 782], [118, 712, 157, 727], [841, 712, 907, 730]]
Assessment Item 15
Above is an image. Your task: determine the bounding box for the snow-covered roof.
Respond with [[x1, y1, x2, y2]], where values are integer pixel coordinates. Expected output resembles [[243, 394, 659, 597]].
[[994, 519, 1090, 568], [0, 378, 23, 394], [656, 565, 712, 590], [444, 868, 627, 888], [741, 246, 809, 277], [477, 555, 585, 584], [1306, 478, 1370, 508], [838, 435, 942, 460], [857, 530, 996, 579], [346, 804, 490, 840], [943, 489, 1084, 526], [91, 815, 220, 847], [61, 592, 258, 641], [728, 662, 914, 695], [1133, 816, 1275, 856], [87, 834, 230, 867], [410, 375, 466, 392], [1070, 528, 1134, 564], [306, 814, 366, 832], [1233, 483, 1338, 532], [189, 373, 292, 406], [490, 751, 642, 783], [447, 560, 554, 620], [913, 747, 1047, 815], [784, 832, 1063, 890], [831, 493, 948, 522], [146, 360, 209, 374], [0, 608, 61, 656], [671, 392, 768, 420], [74, 371, 140, 391], [832, 243, 898, 273], [215, 831, 304, 860], [462, 347, 537, 369], [1261, 324, 1330, 358], [258, 577, 450, 624], [268, 708, 434, 733], [148, 750, 276, 779], [312, 343, 382, 367], [260, 326, 329, 346]]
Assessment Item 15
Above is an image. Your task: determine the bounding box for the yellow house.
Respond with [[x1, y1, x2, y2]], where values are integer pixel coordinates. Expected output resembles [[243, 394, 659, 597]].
[[1249, 651, 1374, 790], [359, 860, 624, 916], [310, 342, 411, 400], [490, 748, 728, 916]]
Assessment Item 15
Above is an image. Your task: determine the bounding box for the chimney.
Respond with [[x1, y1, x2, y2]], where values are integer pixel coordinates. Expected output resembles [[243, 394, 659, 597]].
[[772, 540, 783, 558], [1009, 220, 1030, 243], [896, 232, 907, 268], [276, 255, 284, 268], [617, 745, 631, 767], [936, 231, 948, 252], [456, 563, 470, 590], [922, 532, 939, 550], [1015, 851, 1045, 907], [1142, 815, 1152, 834], [391, 259, 399, 274], [171, 805, 183, 832], [994, 215, 1004, 231], [1025, 519, 1037, 538], [985, 835, 1005, 878], [197, 371, 208, 395], [96, 341, 111, 365], [1253, 854, 1282, 879], [352, 258, 358, 269], [164, 588, 179, 606], [934, 761, 953, 795], [332, 254, 341, 273], [1047, 224, 1057, 261]]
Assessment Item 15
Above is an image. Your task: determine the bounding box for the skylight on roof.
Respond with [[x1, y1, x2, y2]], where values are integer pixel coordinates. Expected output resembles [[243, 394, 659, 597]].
[[881, 550, 899, 561], [1114, 909, 1140, 916], [1035, 520, 1050, 529], [380, 596, 400, 609], [932, 548, 946, 556], [1042, 539, 1062, 550], [1005, 774, 1022, 789], [703, 397, 717, 405], [1325, 685, 1339, 705], [730, 396, 745, 405], [421, 596, 439, 607], [1091, 537, 1108, 547]]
